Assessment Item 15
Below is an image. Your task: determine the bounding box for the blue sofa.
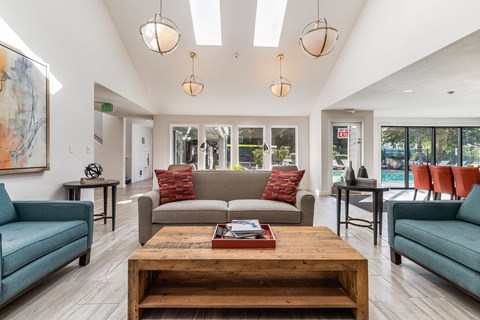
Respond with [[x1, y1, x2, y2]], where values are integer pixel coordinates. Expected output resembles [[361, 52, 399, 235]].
[[388, 184, 480, 300], [0, 183, 94, 307]]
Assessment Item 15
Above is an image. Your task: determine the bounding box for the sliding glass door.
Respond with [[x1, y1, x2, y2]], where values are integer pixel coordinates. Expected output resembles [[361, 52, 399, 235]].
[[381, 126, 480, 188]]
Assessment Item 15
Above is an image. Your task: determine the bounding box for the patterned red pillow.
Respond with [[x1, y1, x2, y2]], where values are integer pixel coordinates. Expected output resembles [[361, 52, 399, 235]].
[[155, 168, 196, 205], [262, 170, 305, 203]]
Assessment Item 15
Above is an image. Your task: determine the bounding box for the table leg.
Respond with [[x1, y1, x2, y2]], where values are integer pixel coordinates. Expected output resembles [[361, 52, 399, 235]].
[[68, 188, 75, 200], [103, 186, 108, 224], [345, 190, 350, 229], [336, 188, 342, 236], [74, 188, 81, 201], [112, 185, 117, 231], [378, 190, 384, 236], [372, 192, 378, 245]]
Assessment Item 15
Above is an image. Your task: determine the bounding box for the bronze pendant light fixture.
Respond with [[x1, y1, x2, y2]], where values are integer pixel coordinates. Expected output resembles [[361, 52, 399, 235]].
[[299, 0, 339, 58], [182, 52, 204, 97], [270, 54, 291, 97], [139, 0, 180, 55]]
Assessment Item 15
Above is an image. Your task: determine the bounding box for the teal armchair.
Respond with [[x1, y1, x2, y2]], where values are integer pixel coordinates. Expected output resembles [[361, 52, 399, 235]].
[[0, 183, 94, 307]]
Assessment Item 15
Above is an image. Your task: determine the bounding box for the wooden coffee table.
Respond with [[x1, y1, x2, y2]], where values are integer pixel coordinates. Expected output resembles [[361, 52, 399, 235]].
[[128, 226, 368, 320]]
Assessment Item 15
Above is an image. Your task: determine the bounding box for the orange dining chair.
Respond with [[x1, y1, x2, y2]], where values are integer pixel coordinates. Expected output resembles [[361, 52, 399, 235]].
[[429, 165, 455, 200], [451, 166, 480, 199], [411, 164, 433, 200]]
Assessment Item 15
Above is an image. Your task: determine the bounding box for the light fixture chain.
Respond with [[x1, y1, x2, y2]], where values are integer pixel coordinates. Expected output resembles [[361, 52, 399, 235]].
[[160, 0, 163, 16], [317, 0, 320, 21], [192, 54, 195, 76]]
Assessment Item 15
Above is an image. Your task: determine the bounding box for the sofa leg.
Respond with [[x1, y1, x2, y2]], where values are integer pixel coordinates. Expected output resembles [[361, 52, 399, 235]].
[[79, 249, 91, 266], [390, 247, 402, 265]]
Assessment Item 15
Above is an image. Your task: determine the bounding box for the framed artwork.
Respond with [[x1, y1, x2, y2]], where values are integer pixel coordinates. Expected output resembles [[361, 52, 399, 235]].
[[0, 41, 49, 174]]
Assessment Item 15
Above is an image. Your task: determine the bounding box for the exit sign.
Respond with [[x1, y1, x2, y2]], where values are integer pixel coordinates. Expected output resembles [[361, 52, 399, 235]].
[[338, 128, 349, 139]]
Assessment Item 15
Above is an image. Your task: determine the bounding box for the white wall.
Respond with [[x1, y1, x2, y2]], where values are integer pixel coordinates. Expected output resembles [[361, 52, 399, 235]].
[[94, 112, 125, 186], [315, 0, 480, 109], [125, 121, 132, 180], [0, 0, 151, 200], [131, 123, 153, 183], [153, 115, 310, 189]]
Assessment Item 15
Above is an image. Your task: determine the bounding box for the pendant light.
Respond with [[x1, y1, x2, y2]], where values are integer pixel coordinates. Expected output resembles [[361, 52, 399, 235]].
[[270, 54, 291, 97], [182, 52, 204, 97], [139, 0, 180, 55], [299, 0, 339, 58]]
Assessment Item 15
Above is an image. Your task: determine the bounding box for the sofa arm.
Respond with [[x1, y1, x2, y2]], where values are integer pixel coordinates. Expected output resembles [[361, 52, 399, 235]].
[[138, 189, 160, 244], [295, 189, 315, 226], [387, 200, 462, 247], [13, 201, 94, 248]]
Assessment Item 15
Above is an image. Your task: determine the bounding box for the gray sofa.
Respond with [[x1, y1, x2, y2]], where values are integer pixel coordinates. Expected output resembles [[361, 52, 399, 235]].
[[0, 183, 94, 307], [138, 170, 315, 244], [388, 185, 480, 300]]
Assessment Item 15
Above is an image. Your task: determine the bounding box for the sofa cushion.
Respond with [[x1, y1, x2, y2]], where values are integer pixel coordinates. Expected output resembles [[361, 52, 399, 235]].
[[0, 183, 17, 226], [456, 184, 480, 225], [395, 219, 480, 273], [153, 200, 228, 224], [0, 220, 88, 277], [262, 170, 305, 203], [155, 169, 196, 205], [228, 199, 301, 223], [192, 170, 271, 201]]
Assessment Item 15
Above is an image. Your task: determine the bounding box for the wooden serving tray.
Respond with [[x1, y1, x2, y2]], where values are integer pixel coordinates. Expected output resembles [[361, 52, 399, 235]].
[[211, 224, 276, 248]]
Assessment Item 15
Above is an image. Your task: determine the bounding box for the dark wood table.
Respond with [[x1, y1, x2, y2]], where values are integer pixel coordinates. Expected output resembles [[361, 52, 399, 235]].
[[63, 179, 120, 231], [333, 182, 390, 245]]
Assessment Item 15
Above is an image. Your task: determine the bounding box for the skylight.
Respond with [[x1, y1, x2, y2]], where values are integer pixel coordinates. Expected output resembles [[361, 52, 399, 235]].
[[254, 0, 288, 47], [189, 0, 222, 46]]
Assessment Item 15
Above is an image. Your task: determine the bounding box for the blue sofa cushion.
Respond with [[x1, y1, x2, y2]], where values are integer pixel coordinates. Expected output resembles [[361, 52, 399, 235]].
[[395, 219, 480, 273], [0, 183, 17, 226], [0, 220, 88, 277], [457, 184, 480, 225]]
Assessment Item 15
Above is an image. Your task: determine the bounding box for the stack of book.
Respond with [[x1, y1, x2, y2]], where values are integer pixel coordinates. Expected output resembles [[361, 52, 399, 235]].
[[223, 219, 266, 239]]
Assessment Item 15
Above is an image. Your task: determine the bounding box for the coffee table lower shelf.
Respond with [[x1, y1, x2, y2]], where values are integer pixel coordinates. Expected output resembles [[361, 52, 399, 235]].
[[139, 283, 358, 309]]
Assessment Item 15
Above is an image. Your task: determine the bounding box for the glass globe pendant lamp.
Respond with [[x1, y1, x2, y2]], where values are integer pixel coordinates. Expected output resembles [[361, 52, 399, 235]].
[[270, 54, 291, 97], [182, 52, 204, 96], [139, 0, 180, 55], [299, 0, 339, 58]]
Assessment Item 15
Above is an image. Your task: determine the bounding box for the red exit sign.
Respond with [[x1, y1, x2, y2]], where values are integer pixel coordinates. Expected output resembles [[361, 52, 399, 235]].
[[337, 128, 349, 139]]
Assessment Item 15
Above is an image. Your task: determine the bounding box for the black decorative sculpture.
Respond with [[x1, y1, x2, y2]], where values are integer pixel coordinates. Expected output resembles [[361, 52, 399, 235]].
[[84, 163, 103, 179]]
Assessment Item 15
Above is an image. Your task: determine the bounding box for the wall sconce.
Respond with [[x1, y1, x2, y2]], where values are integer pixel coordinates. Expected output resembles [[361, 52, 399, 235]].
[[263, 143, 270, 153], [0, 71, 11, 93], [199, 142, 207, 152]]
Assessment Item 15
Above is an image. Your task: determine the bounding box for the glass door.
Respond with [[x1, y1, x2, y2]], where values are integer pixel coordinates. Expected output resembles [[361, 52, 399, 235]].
[[332, 123, 362, 183]]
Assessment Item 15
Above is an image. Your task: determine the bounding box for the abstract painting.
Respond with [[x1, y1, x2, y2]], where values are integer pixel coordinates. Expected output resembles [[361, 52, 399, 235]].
[[0, 41, 49, 174]]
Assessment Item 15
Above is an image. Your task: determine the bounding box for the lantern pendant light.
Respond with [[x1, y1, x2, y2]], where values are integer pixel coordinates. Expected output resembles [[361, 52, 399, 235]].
[[299, 0, 339, 58], [182, 52, 204, 97], [270, 54, 291, 97], [139, 0, 180, 55]]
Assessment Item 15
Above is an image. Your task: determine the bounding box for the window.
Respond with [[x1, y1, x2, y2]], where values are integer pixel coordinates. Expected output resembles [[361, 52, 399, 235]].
[[172, 126, 198, 168], [462, 128, 480, 167], [271, 127, 296, 166], [381, 127, 405, 187], [381, 126, 480, 188], [435, 128, 459, 166], [204, 126, 231, 169], [238, 127, 264, 170]]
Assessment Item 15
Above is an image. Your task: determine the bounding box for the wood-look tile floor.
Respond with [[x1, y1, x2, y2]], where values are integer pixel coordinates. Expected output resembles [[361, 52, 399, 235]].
[[0, 180, 479, 319]]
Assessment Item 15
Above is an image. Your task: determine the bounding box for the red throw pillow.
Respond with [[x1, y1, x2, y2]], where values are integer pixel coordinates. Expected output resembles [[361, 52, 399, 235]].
[[155, 168, 196, 205], [262, 170, 305, 203]]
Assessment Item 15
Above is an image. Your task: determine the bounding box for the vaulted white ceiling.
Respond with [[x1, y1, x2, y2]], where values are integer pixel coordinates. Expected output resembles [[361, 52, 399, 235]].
[[101, 0, 480, 119], [102, 0, 367, 116]]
